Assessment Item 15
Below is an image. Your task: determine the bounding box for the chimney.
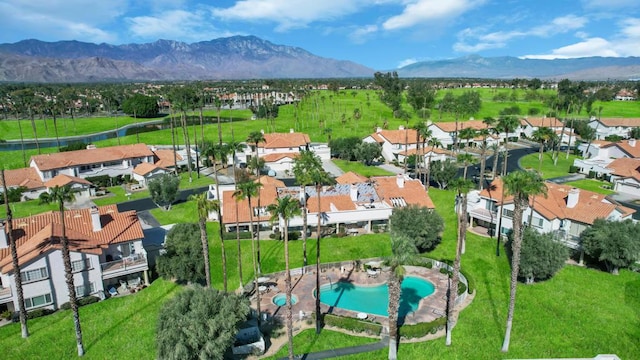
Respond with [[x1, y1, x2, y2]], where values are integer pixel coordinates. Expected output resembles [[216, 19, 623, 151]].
[[0, 221, 7, 249], [90, 206, 102, 232], [398, 125, 405, 130], [396, 174, 405, 188], [290, 128, 294, 133], [260, 129, 264, 134], [426, 120, 432, 126], [376, 127, 382, 133], [629, 139, 636, 147], [567, 188, 580, 208], [86, 144, 96, 150], [350, 184, 358, 202]]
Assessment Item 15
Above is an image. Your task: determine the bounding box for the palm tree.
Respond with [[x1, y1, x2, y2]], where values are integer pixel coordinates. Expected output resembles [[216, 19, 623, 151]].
[[458, 127, 477, 151], [531, 127, 556, 173], [39, 185, 84, 356], [425, 138, 443, 190], [478, 117, 496, 190], [489, 143, 501, 182], [1, 169, 29, 338], [291, 150, 324, 267], [496, 115, 520, 177], [267, 196, 301, 360], [501, 171, 546, 352], [456, 153, 475, 180], [413, 122, 431, 185], [247, 131, 266, 176], [189, 193, 218, 290], [446, 178, 473, 346], [229, 130, 247, 291], [233, 180, 263, 323], [385, 234, 419, 360]]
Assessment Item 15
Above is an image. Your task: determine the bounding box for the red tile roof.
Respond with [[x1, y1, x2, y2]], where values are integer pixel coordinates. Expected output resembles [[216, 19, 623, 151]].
[[44, 174, 92, 188], [367, 129, 420, 145], [596, 118, 640, 127], [260, 133, 310, 149], [601, 140, 640, 158], [606, 158, 640, 181], [521, 117, 563, 128], [0, 205, 144, 273], [31, 143, 154, 171], [431, 120, 488, 133], [335, 171, 368, 184], [153, 149, 182, 168], [372, 175, 435, 209], [133, 162, 165, 176], [221, 177, 284, 224], [2, 167, 44, 190], [261, 153, 299, 162]]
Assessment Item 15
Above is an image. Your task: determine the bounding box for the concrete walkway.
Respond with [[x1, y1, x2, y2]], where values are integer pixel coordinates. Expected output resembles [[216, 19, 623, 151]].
[[277, 335, 389, 360], [377, 163, 405, 175]]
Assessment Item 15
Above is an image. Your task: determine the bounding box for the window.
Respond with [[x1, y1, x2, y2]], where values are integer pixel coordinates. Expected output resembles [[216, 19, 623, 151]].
[[503, 209, 514, 218], [75, 283, 96, 298], [532, 217, 544, 228], [485, 201, 497, 212], [25, 293, 52, 309], [71, 258, 91, 272], [253, 207, 268, 217], [20, 267, 49, 283]]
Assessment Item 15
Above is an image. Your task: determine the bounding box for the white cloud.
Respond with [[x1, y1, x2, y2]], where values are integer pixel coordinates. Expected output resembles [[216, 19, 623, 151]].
[[349, 25, 379, 44], [454, 15, 588, 54], [382, 0, 481, 31], [582, 0, 638, 9], [0, 0, 126, 43], [522, 17, 640, 59], [127, 9, 235, 41], [397, 58, 418, 68], [211, 0, 367, 31]]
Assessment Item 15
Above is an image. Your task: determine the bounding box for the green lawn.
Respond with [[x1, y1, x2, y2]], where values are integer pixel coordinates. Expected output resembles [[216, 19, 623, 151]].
[[270, 329, 379, 359], [333, 159, 395, 177], [518, 152, 579, 179], [0, 198, 58, 219], [564, 179, 615, 195]]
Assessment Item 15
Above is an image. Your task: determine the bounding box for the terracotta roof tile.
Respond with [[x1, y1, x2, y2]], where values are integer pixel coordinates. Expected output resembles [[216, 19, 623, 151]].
[[307, 195, 356, 213], [0, 205, 144, 273], [133, 162, 164, 176], [261, 153, 299, 162], [371, 175, 434, 208], [335, 171, 368, 184], [606, 158, 640, 181], [367, 129, 420, 145], [597, 118, 640, 127], [153, 149, 182, 168], [221, 177, 283, 224], [2, 167, 44, 190], [31, 144, 154, 171], [261, 133, 310, 149], [431, 120, 489, 133], [522, 117, 563, 127], [44, 174, 92, 188], [602, 140, 640, 158]]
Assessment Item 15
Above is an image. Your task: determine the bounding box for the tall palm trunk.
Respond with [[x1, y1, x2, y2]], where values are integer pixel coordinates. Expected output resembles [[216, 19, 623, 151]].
[[53, 112, 61, 151], [301, 194, 308, 267], [565, 118, 574, 159], [284, 218, 295, 360], [492, 146, 499, 181], [446, 193, 465, 345], [1, 170, 29, 338], [501, 199, 525, 352], [248, 196, 261, 325], [170, 109, 178, 173], [387, 274, 401, 360], [59, 203, 84, 356], [199, 216, 212, 288], [479, 143, 487, 190], [181, 111, 193, 181], [29, 111, 41, 154], [213, 160, 227, 292], [235, 202, 243, 291], [17, 118, 26, 167], [426, 151, 434, 190], [315, 183, 322, 334]]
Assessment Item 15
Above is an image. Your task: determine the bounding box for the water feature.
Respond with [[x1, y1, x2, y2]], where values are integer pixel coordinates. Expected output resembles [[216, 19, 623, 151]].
[[272, 293, 298, 307], [318, 276, 435, 317]]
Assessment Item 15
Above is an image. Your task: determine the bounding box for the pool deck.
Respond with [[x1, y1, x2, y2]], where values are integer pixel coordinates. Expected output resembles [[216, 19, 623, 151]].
[[252, 263, 455, 326]]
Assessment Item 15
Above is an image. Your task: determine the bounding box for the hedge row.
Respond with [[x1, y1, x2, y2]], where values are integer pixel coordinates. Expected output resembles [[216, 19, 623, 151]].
[[399, 316, 447, 338], [323, 314, 382, 336], [60, 295, 101, 310]]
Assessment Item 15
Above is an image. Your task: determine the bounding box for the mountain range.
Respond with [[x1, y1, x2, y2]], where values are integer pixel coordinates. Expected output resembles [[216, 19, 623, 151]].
[[0, 36, 639, 82]]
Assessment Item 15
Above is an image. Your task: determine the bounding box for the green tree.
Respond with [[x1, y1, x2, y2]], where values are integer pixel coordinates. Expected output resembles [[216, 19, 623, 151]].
[[425, 138, 443, 189], [439, 92, 456, 120], [430, 159, 458, 190], [456, 153, 475, 180], [501, 170, 546, 352], [506, 227, 568, 283], [458, 127, 477, 151], [156, 223, 205, 284], [531, 127, 556, 172], [156, 285, 250, 360], [188, 193, 217, 290], [148, 174, 180, 210], [373, 71, 403, 114], [389, 205, 444, 252], [384, 234, 419, 360], [581, 218, 640, 274], [406, 81, 436, 117], [329, 137, 361, 161], [1, 170, 29, 338], [354, 142, 382, 165], [39, 185, 84, 356], [267, 195, 301, 360], [121, 93, 159, 118]]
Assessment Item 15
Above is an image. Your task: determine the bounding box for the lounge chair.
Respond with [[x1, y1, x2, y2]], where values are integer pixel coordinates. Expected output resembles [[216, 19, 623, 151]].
[[367, 269, 378, 278]]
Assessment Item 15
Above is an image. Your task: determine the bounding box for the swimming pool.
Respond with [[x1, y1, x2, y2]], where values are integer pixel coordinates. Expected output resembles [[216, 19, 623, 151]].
[[272, 293, 298, 306], [319, 276, 435, 317]]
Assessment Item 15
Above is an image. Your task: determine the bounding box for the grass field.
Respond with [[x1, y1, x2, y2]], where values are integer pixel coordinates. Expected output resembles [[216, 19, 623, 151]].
[[332, 159, 395, 177], [564, 179, 615, 195], [518, 152, 579, 179]]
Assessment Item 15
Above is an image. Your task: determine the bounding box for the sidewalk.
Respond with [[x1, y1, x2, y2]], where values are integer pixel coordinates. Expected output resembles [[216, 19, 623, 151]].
[[276, 334, 389, 360]]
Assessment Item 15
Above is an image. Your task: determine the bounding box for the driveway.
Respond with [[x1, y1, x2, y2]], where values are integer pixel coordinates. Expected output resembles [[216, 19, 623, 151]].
[[322, 159, 344, 177]]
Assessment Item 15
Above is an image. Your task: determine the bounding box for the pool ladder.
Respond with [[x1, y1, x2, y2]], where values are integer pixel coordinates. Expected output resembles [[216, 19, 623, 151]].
[[324, 275, 332, 288]]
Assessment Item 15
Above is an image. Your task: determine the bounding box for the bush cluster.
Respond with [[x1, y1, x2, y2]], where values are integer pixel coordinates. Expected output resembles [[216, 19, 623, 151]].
[[60, 296, 101, 310], [27, 308, 55, 319], [399, 316, 447, 338], [323, 314, 382, 335]]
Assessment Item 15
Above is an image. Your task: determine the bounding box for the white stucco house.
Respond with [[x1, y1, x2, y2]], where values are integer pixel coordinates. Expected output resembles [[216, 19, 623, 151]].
[[363, 126, 421, 162], [0, 205, 148, 313], [44, 174, 94, 201], [427, 120, 502, 149], [604, 158, 640, 197], [573, 139, 640, 178], [467, 178, 635, 250], [132, 162, 170, 187], [588, 118, 640, 140], [0, 167, 46, 201]]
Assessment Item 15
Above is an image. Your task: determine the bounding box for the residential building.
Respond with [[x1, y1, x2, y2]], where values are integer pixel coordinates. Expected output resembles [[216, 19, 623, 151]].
[[363, 126, 421, 162], [519, 117, 564, 138], [427, 120, 501, 149], [573, 139, 640, 178], [467, 178, 635, 249], [132, 163, 170, 187], [588, 118, 640, 140], [604, 158, 640, 197], [0, 205, 147, 313], [396, 147, 455, 169], [0, 167, 45, 201], [44, 174, 94, 201]]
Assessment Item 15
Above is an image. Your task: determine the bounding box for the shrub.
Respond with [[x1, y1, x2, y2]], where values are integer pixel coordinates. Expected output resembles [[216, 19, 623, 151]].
[[460, 269, 475, 294], [27, 308, 54, 319], [323, 314, 382, 335], [568, 165, 579, 173], [60, 295, 101, 310], [1, 310, 12, 320], [399, 316, 447, 338], [458, 282, 467, 295]]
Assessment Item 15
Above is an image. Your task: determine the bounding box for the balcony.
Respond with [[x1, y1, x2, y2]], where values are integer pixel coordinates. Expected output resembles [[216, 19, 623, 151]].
[[468, 207, 498, 223], [101, 253, 148, 280], [0, 286, 12, 303]]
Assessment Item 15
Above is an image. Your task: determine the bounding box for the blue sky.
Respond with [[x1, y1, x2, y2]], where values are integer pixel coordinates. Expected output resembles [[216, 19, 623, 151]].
[[0, 0, 639, 70]]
